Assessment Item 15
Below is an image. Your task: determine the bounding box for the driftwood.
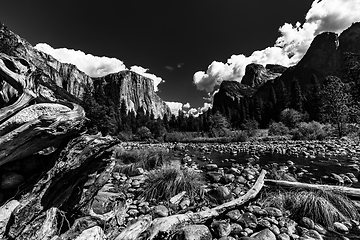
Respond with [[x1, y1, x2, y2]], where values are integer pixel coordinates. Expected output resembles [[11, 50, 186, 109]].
[[6, 134, 119, 239], [265, 179, 360, 199], [0, 54, 86, 166], [114, 215, 153, 240], [141, 169, 267, 240]]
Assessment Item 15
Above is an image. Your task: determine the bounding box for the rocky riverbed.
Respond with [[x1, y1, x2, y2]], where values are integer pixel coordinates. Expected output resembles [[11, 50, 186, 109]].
[[1, 137, 360, 239]]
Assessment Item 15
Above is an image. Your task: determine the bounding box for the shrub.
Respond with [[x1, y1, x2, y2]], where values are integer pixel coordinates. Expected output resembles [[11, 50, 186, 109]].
[[114, 148, 170, 174], [280, 108, 306, 129], [117, 131, 133, 141], [164, 132, 202, 142], [241, 119, 259, 137], [209, 112, 230, 137], [291, 121, 327, 140], [268, 122, 289, 136], [140, 165, 205, 202], [230, 131, 249, 142], [136, 126, 152, 140], [260, 189, 359, 228]]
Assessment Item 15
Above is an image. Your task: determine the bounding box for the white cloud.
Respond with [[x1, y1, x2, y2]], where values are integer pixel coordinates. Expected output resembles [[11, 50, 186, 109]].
[[35, 43, 164, 92], [183, 103, 191, 109], [165, 101, 184, 116], [193, 0, 360, 93], [35, 43, 127, 77], [130, 66, 164, 92]]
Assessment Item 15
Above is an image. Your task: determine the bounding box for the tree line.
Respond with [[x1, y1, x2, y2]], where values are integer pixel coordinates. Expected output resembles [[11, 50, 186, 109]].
[[82, 74, 360, 139]]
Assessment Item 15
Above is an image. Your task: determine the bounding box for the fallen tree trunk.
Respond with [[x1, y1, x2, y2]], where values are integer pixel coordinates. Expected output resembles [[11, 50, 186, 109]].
[[142, 169, 267, 240], [6, 134, 119, 239], [0, 54, 86, 166], [265, 179, 360, 199]]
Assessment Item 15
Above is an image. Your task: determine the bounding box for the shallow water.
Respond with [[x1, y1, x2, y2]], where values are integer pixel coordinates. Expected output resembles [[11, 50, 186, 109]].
[[174, 148, 360, 188]]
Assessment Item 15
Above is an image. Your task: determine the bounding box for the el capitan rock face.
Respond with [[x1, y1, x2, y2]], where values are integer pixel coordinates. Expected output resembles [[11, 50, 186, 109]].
[[93, 70, 171, 118], [0, 22, 170, 118]]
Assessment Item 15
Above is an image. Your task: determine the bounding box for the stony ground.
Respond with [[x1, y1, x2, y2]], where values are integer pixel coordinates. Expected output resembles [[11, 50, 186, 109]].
[[1, 138, 360, 239]]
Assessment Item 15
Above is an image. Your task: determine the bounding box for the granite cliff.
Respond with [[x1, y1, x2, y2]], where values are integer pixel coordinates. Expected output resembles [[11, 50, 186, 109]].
[[213, 22, 360, 123], [0, 22, 170, 118], [93, 70, 171, 118]]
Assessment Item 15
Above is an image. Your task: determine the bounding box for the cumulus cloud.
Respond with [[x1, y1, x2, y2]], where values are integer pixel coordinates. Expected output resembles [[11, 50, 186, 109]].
[[35, 43, 127, 77], [35, 43, 164, 92], [183, 103, 191, 109], [165, 101, 184, 116], [130, 66, 164, 92], [186, 102, 212, 117], [193, 0, 360, 93]]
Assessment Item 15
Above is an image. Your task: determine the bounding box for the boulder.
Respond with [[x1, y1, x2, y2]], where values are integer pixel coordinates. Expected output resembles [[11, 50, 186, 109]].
[[173, 224, 212, 240]]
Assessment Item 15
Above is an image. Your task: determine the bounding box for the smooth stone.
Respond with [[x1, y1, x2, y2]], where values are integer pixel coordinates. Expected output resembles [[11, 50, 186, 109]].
[[153, 205, 169, 217], [230, 223, 243, 235], [333, 222, 349, 233], [207, 172, 223, 183], [277, 233, 291, 240], [179, 198, 191, 210], [74, 226, 104, 240], [237, 212, 257, 229], [211, 220, 231, 238], [250, 228, 276, 240], [226, 209, 241, 221], [264, 207, 283, 217], [173, 224, 212, 240], [221, 174, 235, 183], [300, 217, 315, 229]]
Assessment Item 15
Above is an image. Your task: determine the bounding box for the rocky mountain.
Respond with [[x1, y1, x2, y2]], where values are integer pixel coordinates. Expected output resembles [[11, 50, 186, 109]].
[[93, 70, 171, 118], [241, 63, 284, 89], [213, 63, 285, 112], [0, 22, 170, 118], [213, 22, 360, 123]]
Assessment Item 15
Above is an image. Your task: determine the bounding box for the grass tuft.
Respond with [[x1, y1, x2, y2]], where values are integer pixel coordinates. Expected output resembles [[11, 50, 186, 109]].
[[139, 165, 206, 202], [114, 147, 170, 174], [260, 188, 359, 228]]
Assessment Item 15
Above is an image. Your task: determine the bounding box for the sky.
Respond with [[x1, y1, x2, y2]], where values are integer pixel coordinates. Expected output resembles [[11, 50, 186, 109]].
[[1, 0, 360, 116]]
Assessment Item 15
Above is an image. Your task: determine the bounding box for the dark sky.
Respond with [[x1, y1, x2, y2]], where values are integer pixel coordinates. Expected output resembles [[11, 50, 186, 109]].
[[0, 0, 314, 109]]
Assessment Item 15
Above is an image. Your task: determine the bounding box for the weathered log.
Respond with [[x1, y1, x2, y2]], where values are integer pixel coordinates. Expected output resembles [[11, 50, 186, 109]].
[[7, 134, 119, 239], [55, 216, 101, 240], [265, 179, 360, 199], [0, 54, 87, 166], [0, 200, 20, 239], [114, 215, 152, 240], [144, 169, 267, 240], [16, 207, 60, 240]]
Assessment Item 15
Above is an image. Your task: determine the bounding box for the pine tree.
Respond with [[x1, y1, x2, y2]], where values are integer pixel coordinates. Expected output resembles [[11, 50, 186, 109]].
[[275, 79, 289, 118], [290, 78, 303, 112], [321, 76, 349, 137], [307, 74, 322, 121]]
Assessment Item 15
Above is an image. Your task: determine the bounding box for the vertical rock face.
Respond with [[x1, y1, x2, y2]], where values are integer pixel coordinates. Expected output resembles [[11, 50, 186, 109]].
[[93, 71, 171, 118], [212, 22, 360, 121], [242, 63, 283, 89], [296, 31, 341, 78], [0, 23, 171, 118]]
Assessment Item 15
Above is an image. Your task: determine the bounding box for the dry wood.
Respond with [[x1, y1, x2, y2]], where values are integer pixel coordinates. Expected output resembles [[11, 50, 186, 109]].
[[114, 215, 152, 240], [265, 179, 360, 199], [7, 135, 119, 239], [144, 169, 267, 240]]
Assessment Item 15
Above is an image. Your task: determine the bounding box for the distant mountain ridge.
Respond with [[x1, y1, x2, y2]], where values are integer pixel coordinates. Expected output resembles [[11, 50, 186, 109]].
[[213, 22, 360, 124], [0, 22, 170, 118]]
